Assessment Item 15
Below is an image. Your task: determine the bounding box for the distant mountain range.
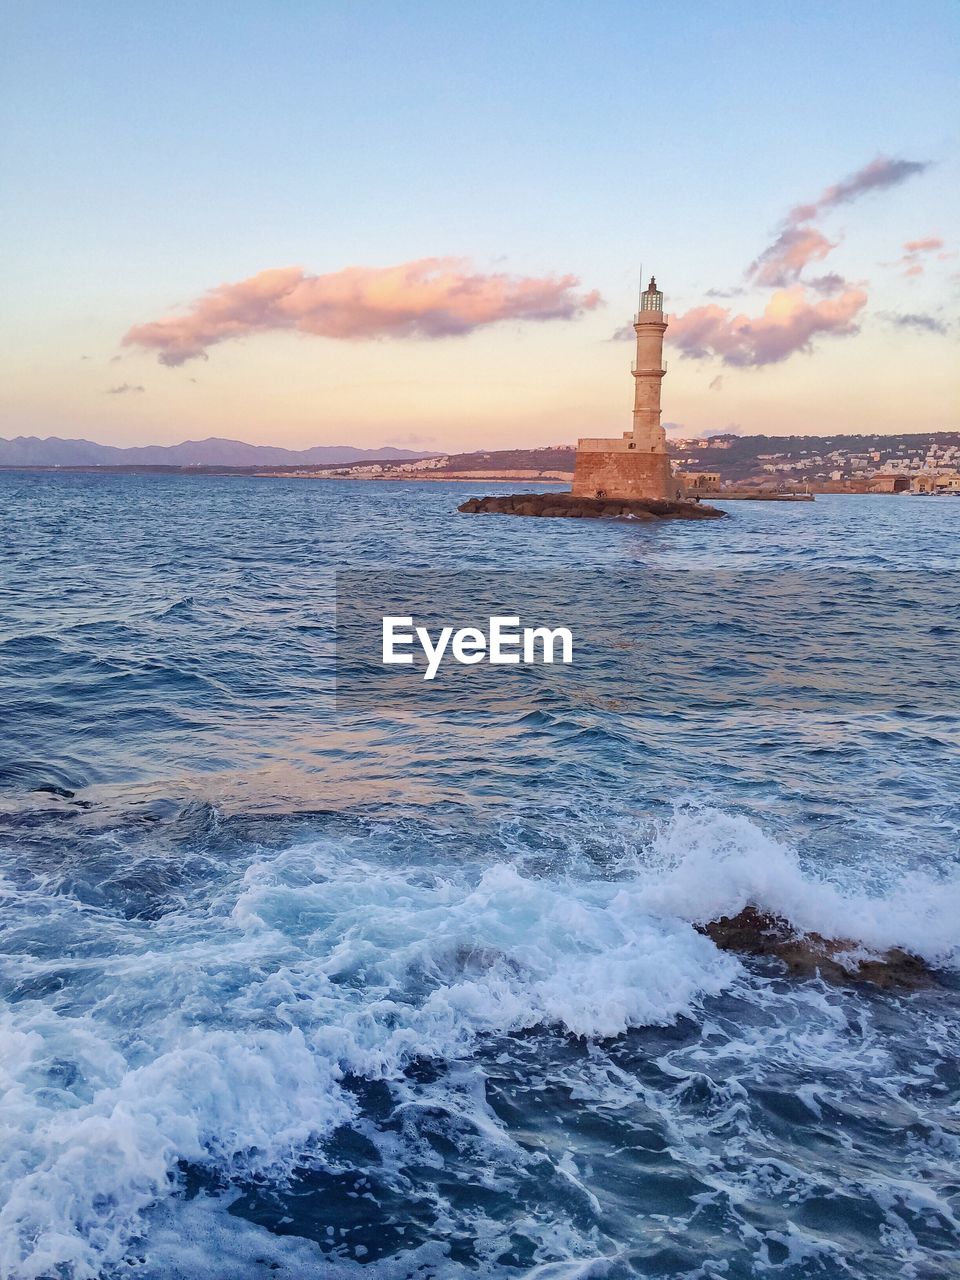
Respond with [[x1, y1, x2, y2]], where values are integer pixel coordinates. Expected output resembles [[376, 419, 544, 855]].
[[0, 435, 438, 467]]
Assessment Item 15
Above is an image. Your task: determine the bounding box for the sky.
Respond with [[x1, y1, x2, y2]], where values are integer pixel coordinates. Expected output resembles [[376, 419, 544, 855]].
[[1, 0, 957, 451]]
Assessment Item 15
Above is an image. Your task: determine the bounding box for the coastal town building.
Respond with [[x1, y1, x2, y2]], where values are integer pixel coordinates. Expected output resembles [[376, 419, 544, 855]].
[[678, 471, 721, 492], [910, 471, 960, 493], [572, 276, 680, 501]]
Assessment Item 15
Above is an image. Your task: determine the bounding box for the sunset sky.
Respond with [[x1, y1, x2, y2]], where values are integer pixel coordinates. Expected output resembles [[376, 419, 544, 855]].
[[2, 1, 957, 452]]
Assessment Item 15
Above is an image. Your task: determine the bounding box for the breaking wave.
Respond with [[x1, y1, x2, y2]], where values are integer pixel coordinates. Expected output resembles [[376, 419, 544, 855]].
[[1, 806, 958, 1277]]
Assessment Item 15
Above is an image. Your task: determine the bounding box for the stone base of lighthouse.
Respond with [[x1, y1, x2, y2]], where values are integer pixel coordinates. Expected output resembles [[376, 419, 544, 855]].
[[572, 439, 680, 501]]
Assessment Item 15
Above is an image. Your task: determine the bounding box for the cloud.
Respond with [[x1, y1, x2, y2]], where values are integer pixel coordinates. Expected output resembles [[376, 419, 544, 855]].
[[897, 235, 949, 278], [789, 156, 930, 224], [705, 286, 746, 299], [884, 312, 948, 335], [106, 383, 145, 395], [741, 157, 930, 297], [123, 259, 603, 365], [748, 226, 837, 287], [904, 236, 944, 253], [708, 375, 724, 391], [805, 273, 849, 296], [668, 285, 867, 367]]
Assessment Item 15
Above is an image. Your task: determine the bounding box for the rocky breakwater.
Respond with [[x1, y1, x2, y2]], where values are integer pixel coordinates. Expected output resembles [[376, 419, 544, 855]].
[[458, 493, 725, 521]]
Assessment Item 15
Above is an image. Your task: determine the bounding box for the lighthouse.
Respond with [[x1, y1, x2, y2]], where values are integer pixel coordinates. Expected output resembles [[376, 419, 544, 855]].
[[571, 275, 680, 501]]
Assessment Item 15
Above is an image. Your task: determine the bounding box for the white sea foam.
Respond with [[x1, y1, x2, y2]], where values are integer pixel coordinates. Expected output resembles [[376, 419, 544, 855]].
[[0, 805, 957, 1277], [0, 1011, 352, 1280], [636, 805, 960, 963], [0, 831, 735, 1277]]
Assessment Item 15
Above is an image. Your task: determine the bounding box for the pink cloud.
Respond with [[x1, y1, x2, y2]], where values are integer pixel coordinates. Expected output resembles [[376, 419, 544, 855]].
[[668, 285, 867, 367], [789, 156, 929, 224], [706, 157, 932, 324], [748, 225, 837, 287], [897, 236, 950, 278], [123, 259, 603, 365]]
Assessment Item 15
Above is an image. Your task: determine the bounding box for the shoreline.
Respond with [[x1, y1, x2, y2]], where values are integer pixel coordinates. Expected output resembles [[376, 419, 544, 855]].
[[252, 470, 575, 483], [1, 466, 953, 497]]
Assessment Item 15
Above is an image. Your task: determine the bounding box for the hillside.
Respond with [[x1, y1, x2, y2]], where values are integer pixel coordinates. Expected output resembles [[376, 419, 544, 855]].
[[668, 431, 960, 484], [3, 432, 958, 486], [0, 435, 437, 467]]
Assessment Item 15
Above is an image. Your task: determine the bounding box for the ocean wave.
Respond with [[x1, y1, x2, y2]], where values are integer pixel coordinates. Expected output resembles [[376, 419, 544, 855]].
[[0, 846, 735, 1276], [634, 806, 960, 966], [1, 805, 958, 1276]]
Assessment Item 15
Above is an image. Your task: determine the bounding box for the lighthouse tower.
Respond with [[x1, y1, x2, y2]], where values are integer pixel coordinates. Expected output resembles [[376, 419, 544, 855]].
[[631, 276, 668, 451], [572, 275, 679, 501]]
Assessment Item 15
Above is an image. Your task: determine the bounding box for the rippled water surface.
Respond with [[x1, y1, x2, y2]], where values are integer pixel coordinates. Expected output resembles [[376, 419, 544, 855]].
[[1, 472, 958, 1279]]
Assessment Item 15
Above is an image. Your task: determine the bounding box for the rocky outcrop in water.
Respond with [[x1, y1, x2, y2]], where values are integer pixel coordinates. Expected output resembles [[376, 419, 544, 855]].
[[699, 906, 933, 989], [458, 493, 725, 520]]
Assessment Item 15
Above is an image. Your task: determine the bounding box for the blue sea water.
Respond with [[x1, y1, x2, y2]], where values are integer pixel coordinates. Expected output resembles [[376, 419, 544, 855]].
[[0, 471, 958, 1279]]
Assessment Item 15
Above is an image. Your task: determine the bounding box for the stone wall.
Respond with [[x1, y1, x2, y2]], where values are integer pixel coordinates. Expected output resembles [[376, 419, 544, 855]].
[[571, 449, 679, 501]]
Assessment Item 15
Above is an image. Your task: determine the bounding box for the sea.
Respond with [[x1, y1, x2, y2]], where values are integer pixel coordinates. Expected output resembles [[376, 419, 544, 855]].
[[0, 471, 958, 1280]]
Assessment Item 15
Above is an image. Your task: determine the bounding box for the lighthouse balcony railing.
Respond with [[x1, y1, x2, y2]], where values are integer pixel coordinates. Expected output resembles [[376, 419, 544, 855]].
[[633, 311, 668, 324], [631, 361, 668, 374]]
